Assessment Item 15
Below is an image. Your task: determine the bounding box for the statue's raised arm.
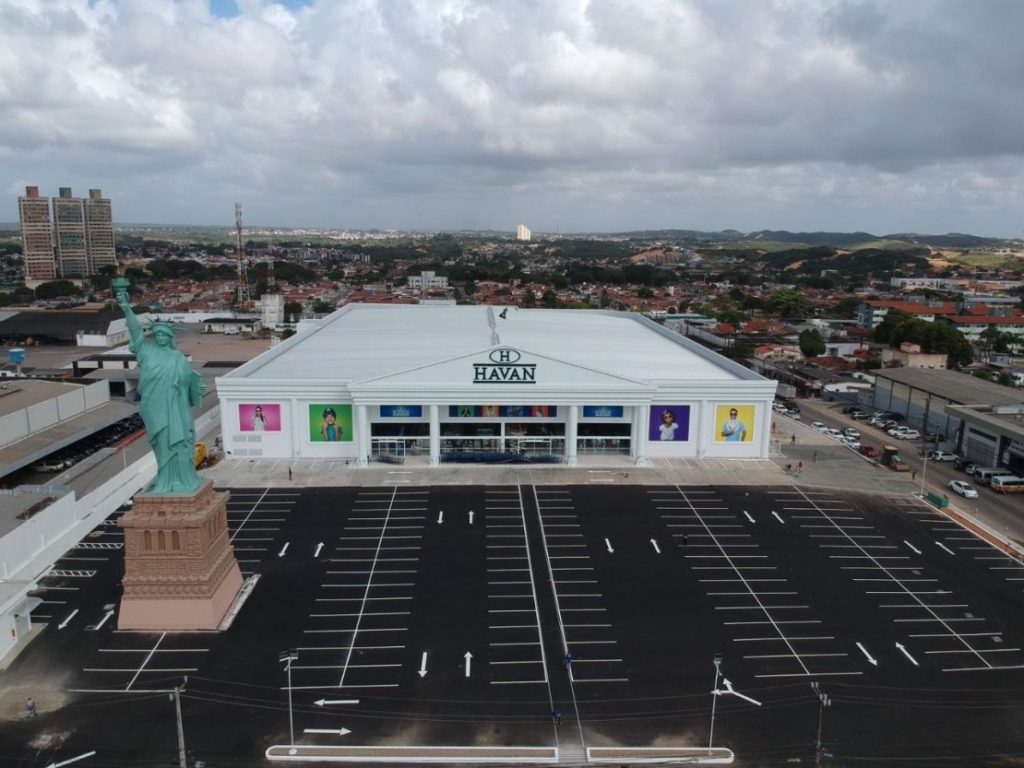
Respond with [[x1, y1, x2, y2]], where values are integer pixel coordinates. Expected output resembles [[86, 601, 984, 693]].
[[113, 277, 205, 495]]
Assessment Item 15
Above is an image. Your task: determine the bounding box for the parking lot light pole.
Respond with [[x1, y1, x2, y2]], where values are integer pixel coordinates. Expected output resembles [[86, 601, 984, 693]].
[[280, 650, 299, 749], [920, 454, 929, 497], [708, 653, 723, 752], [811, 682, 831, 768]]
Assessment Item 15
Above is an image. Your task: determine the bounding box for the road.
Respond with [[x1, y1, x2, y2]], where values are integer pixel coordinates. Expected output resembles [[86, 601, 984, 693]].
[[792, 397, 1024, 544]]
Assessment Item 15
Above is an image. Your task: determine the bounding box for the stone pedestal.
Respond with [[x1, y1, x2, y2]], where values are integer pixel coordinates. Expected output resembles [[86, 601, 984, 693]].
[[118, 480, 243, 630]]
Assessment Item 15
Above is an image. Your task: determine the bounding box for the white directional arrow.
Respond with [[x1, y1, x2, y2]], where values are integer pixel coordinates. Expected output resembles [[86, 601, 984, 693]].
[[464, 651, 473, 677], [314, 698, 360, 706], [904, 540, 921, 555], [58, 609, 79, 630], [437, 510, 444, 524], [856, 641, 878, 666], [605, 538, 614, 553], [743, 510, 755, 524], [304, 728, 352, 736], [936, 542, 955, 555], [650, 539, 661, 554], [715, 679, 763, 707], [95, 609, 114, 630], [278, 542, 290, 557], [419, 651, 428, 678], [896, 642, 919, 666], [45, 750, 96, 768], [771, 511, 785, 525], [468, 510, 474, 524], [314, 542, 324, 558]]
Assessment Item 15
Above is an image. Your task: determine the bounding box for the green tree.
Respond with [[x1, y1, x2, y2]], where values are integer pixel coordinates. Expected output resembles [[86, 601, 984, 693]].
[[874, 311, 974, 368], [35, 280, 83, 299], [542, 290, 559, 308], [769, 287, 813, 318], [524, 290, 536, 307], [311, 300, 335, 314], [799, 328, 826, 358], [284, 301, 303, 318], [599, 289, 610, 308]]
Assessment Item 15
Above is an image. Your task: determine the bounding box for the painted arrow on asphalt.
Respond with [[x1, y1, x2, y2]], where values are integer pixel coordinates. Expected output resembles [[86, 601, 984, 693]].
[[904, 540, 921, 555], [651, 539, 661, 554], [304, 728, 351, 736], [278, 542, 290, 557], [464, 651, 473, 677], [771, 511, 785, 525], [419, 651, 429, 678], [896, 642, 919, 666], [95, 609, 114, 631], [314, 698, 360, 706], [58, 609, 79, 630], [605, 538, 614, 553], [437, 510, 444, 524], [936, 542, 955, 555], [743, 510, 755, 523], [468, 510, 474, 524], [856, 642, 878, 666], [314, 542, 324, 558]]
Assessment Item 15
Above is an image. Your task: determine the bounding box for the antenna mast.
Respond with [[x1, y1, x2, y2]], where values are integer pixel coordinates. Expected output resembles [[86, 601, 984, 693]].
[[235, 202, 250, 303]]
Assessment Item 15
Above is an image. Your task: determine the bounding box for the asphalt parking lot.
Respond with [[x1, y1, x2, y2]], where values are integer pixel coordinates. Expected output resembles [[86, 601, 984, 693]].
[[5, 483, 1024, 767]]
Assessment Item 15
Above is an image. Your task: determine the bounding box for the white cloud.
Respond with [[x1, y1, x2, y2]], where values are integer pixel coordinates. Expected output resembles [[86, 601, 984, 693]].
[[2, 0, 1024, 235]]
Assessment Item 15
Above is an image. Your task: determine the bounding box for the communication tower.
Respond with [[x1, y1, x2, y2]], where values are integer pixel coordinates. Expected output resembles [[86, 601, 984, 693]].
[[235, 202, 250, 304]]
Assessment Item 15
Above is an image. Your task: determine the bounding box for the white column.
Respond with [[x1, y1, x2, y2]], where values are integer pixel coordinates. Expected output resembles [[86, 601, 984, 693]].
[[565, 405, 579, 466], [429, 405, 440, 466], [758, 402, 773, 459], [632, 405, 649, 466], [356, 404, 369, 467]]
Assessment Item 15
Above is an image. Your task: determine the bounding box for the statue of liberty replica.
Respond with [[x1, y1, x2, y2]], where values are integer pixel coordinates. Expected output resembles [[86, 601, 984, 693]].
[[115, 278, 205, 494], [113, 277, 243, 630]]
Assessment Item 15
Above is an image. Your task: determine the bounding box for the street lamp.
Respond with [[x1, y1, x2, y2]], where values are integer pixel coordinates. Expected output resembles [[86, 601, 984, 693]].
[[811, 682, 831, 768], [280, 650, 299, 752], [920, 453, 929, 497], [708, 653, 723, 752]]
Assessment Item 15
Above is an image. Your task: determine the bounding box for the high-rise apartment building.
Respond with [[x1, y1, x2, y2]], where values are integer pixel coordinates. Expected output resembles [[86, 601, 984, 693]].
[[17, 186, 57, 283], [53, 187, 89, 278], [17, 186, 116, 283], [84, 189, 116, 274], [516, 224, 532, 241]]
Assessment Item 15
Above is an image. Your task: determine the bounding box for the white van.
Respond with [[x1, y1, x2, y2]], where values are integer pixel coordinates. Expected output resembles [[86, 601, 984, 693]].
[[991, 475, 1024, 493], [973, 467, 1015, 486]]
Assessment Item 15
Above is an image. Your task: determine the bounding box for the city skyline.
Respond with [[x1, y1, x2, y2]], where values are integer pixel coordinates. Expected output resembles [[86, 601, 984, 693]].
[[3, 1, 1024, 238]]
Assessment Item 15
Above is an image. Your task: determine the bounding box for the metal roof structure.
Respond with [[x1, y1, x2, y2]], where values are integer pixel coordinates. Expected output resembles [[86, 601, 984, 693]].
[[224, 304, 759, 385], [874, 367, 1024, 407]]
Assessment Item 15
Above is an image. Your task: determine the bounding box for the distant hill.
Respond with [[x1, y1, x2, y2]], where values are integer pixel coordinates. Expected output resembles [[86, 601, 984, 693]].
[[607, 228, 1012, 249]]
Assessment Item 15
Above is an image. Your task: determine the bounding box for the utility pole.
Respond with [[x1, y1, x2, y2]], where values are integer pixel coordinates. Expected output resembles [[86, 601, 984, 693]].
[[811, 682, 831, 768], [170, 676, 188, 768], [235, 202, 250, 304], [280, 650, 299, 748], [708, 653, 723, 752]]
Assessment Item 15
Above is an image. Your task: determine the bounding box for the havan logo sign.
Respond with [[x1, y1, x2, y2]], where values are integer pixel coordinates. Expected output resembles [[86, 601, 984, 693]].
[[473, 349, 536, 384]]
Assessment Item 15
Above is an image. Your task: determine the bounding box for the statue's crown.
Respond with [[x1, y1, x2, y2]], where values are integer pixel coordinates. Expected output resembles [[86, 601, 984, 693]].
[[147, 319, 175, 336]]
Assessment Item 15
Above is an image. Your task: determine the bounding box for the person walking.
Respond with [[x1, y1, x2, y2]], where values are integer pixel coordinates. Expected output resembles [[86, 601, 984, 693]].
[[791, 434, 797, 445], [551, 709, 562, 725], [25, 698, 36, 717], [563, 652, 575, 671]]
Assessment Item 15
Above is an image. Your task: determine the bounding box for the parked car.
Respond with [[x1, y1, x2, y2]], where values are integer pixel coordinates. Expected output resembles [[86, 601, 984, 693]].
[[842, 428, 861, 440], [887, 426, 910, 437], [785, 408, 801, 420], [811, 421, 828, 432], [930, 450, 959, 462], [895, 429, 921, 440], [850, 410, 868, 420], [961, 463, 977, 475], [825, 428, 845, 439], [841, 406, 858, 414], [31, 459, 67, 472], [839, 436, 861, 449], [859, 445, 880, 459], [773, 403, 789, 414], [949, 479, 979, 499]]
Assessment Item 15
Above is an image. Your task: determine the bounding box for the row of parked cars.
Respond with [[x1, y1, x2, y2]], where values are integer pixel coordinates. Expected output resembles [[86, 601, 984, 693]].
[[31, 414, 144, 472]]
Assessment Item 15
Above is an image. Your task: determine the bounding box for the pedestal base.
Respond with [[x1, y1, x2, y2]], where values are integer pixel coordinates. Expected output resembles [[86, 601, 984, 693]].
[[118, 480, 244, 631]]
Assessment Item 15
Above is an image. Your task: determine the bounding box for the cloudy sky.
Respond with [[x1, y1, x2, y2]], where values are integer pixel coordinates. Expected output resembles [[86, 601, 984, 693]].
[[2, 0, 1024, 236]]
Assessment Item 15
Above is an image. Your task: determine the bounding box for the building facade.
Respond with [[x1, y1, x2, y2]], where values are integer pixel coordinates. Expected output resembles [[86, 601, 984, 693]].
[[17, 186, 56, 283], [216, 305, 778, 466], [17, 185, 115, 282]]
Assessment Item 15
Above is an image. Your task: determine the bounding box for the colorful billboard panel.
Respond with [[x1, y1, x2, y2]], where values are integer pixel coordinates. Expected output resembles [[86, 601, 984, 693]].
[[649, 405, 691, 442], [308, 404, 354, 442], [239, 403, 282, 433], [715, 404, 755, 443], [583, 405, 624, 419], [380, 405, 423, 418]]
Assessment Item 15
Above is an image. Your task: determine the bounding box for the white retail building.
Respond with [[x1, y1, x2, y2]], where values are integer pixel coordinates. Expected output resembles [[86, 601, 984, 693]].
[[215, 305, 777, 465]]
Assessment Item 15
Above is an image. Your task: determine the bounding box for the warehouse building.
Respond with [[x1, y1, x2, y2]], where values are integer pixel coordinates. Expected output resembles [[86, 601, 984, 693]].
[[215, 305, 778, 466]]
